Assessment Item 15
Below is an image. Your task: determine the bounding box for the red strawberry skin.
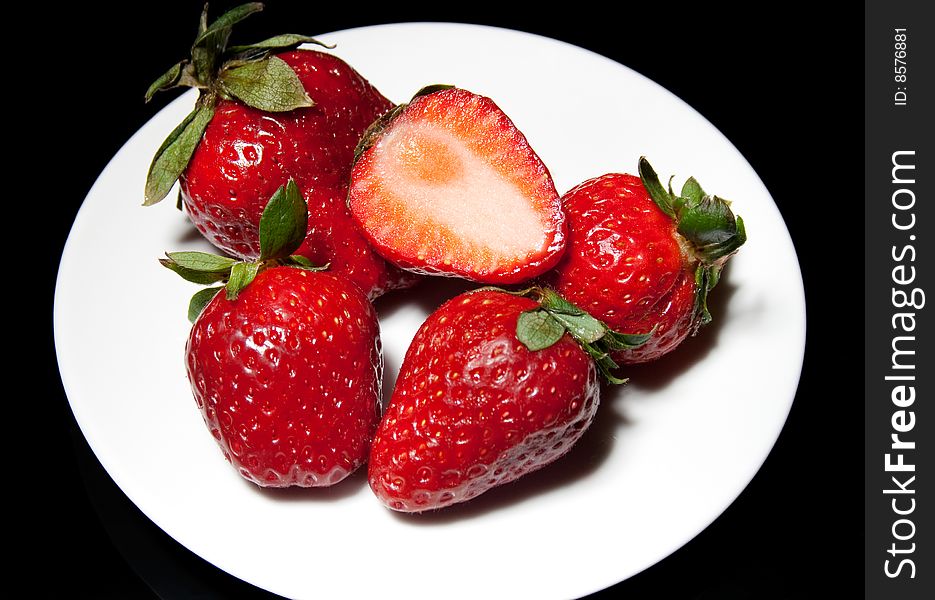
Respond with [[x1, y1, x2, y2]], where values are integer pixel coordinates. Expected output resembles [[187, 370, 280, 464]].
[[368, 290, 599, 512], [545, 173, 696, 364], [180, 50, 416, 298], [186, 267, 383, 487], [348, 87, 566, 284]]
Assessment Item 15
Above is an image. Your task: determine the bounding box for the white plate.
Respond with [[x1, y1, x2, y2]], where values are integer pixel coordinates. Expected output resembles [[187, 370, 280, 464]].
[[54, 23, 805, 600]]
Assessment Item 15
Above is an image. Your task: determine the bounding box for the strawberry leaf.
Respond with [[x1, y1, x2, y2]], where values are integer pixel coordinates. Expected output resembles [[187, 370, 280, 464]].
[[548, 312, 605, 344], [516, 309, 565, 351], [188, 286, 223, 323], [228, 34, 333, 55], [226, 261, 260, 300], [540, 287, 649, 352], [602, 328, 656, 350], [287, 256, 329, 271], [191, 2, 264, 82], [537, 288, 584, 316], [160, 260, 229, 285], [192, 29, 230, 84], [197, 3, 209, 34], [145, 61, 185, 102], [162, 179, 313, 311], [218, 56, 313, 112], [677, 196, 747, 264], [585, 346, 628, 385], [288, 255, 315, 268], [144, 101, 215, 206], [259, 179, 308, 260], [638, 156, 675, 218], [680, 177, 705, 203], [515, 287, 651, 384], [203, 2, 264, 34], [160, 251, 236, 284], [535, 288, 607, 343], [165, 251, 237, 272]]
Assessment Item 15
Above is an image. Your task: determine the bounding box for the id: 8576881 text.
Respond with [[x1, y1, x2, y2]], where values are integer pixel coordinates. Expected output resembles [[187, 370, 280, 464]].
[[893, 28, 908, 106]]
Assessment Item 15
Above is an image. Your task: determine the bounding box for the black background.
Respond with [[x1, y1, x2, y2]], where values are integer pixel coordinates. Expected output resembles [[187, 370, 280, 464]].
[[38, 2, 863, 598]]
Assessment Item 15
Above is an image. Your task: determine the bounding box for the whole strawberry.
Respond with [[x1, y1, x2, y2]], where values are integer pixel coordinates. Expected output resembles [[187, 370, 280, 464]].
[[163, 180, 382, 487], [368, 288, 648, 512], [348, 86, 566, 284], [545, 157, 746, 364], [144, 3, 417, 298]]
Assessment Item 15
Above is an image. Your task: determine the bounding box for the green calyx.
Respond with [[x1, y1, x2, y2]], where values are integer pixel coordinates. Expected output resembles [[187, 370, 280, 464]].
[[638, 156, 747, 332], [143, 3, 332, 207], [160, 179, 325, 322], [638, 157, 747, 265], [503, 287, 652, 385]]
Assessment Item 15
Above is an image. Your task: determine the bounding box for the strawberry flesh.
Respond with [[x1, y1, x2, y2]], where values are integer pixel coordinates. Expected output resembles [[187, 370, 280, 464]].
[[349, 88, 565, 284]]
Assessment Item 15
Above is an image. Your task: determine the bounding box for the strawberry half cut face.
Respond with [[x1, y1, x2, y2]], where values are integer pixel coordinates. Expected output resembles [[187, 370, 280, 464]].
[[348, 87, 566, 284]]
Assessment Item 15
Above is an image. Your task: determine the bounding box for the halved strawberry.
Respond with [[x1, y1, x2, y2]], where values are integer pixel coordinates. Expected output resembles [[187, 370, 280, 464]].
[[347, 86, 565, 284]]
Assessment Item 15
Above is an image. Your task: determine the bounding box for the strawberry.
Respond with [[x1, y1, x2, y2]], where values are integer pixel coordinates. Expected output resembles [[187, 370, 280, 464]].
[[144, 3, 417, 298], [347, 86, 566, 284], [368, 288, 648, 512], [545, 157, 747, 364], [162, 180, 382, 487]]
